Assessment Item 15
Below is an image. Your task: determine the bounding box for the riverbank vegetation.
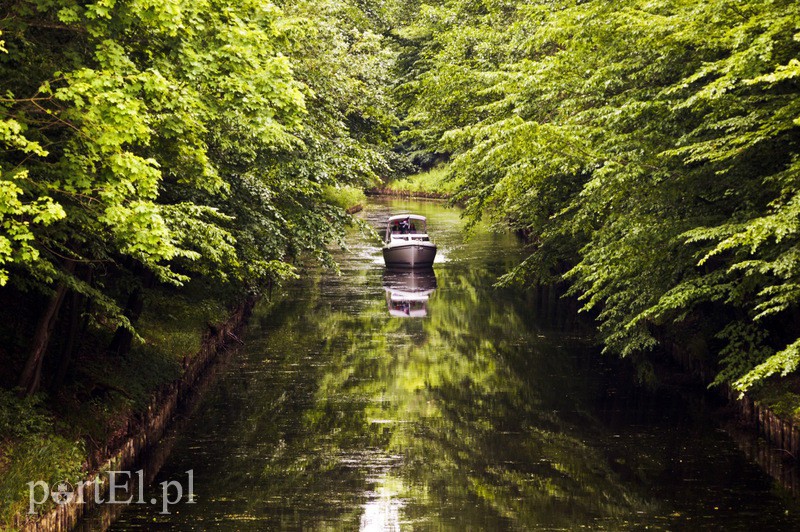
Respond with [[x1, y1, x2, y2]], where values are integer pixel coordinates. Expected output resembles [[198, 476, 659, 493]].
[[371, 165, 462, 198], [0, 281, 232, 524]]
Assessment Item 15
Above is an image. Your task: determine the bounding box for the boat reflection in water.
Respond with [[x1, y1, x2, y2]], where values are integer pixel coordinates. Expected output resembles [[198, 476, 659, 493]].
[[383, 268, 437, 318]]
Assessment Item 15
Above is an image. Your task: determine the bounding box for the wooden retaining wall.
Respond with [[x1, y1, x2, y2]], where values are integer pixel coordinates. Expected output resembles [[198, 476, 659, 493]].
[[660, 336, 799, 493], [723, 388, 800, 497], [15, 300, 254, 531], [728, 388, 800, 460]]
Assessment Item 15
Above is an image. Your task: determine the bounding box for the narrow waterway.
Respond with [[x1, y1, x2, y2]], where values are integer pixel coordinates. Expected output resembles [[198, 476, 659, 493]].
[[103, 198, 800, 530]]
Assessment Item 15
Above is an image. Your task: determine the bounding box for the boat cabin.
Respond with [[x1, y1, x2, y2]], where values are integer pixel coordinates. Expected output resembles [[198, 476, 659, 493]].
[[385, 214, 430, 243]]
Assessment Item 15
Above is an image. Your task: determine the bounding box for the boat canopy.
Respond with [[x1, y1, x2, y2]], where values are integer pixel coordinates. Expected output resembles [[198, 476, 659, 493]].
[[387, 214, 427, 223]]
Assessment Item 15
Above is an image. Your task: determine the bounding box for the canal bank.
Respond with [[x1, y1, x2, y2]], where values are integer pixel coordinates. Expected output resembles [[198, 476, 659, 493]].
[[100, 198, 800, 530], [365, 188, 451, 201], [17, 299, 254, 531], [657, 336, 800, 497]]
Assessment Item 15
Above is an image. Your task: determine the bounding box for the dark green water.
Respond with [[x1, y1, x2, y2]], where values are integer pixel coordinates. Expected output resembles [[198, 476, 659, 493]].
[[102, 198, 800, 530]]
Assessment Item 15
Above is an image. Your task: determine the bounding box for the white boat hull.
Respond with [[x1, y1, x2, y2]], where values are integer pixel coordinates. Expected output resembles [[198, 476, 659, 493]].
[[382, 243, 437, 268]]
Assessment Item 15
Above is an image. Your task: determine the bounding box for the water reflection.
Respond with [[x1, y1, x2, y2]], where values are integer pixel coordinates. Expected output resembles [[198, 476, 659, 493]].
[[359, 474, 403, 531], [105, 198, 800, 531], [383, 268, 437, 318]]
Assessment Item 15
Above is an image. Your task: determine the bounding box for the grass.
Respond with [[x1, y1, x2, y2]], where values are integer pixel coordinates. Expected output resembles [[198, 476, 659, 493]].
[[0, 281, 236, 529], [137, 287, 231, 360], [323, 167, 460, 204], [323, 184, 367, 211], [0, 390, 85, 528], [380, 165, 462, 197]]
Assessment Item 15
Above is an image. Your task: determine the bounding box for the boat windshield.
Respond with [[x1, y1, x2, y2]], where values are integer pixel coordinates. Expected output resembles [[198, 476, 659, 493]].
[[388, 218, 426, 236]]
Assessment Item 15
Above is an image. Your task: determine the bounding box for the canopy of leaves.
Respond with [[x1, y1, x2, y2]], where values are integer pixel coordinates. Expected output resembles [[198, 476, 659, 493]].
[[395, 0, 800, 391], [0, 0, 398, 332]]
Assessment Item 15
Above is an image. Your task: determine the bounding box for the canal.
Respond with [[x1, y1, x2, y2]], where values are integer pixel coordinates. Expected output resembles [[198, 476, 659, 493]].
[[102, 198, 800, 530]]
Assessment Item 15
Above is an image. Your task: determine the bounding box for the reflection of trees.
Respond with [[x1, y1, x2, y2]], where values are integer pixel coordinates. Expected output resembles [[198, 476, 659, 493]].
[[115, 247, 654, 530], [236, 260, 654, 529]]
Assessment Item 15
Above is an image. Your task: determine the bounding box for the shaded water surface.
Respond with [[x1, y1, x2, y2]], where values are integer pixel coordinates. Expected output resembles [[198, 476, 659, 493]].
[[105, 199, 800, 530]]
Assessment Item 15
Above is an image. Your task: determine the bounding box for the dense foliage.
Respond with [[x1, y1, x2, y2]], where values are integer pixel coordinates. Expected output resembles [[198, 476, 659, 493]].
[[0, 0, 398, 394], [2, 0, 799, 499], [395, 0, 800, 391]]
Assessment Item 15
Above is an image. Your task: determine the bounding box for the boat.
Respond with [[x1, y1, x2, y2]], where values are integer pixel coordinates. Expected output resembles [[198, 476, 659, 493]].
[[382, 214, 437, 268], [383, 269, 437, 318]]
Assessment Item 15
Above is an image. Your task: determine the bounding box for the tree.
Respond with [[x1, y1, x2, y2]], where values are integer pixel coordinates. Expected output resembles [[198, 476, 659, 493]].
[[1, 0, 400, 394], [395, 0, 800, 390]]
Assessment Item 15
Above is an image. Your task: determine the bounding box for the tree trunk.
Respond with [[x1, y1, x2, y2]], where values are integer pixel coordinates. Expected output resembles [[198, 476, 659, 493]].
[[49, 289, 83, 392], [107, 286, 145, 357], [17, 281, 70, 396], [108, 265, 158, 357]]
